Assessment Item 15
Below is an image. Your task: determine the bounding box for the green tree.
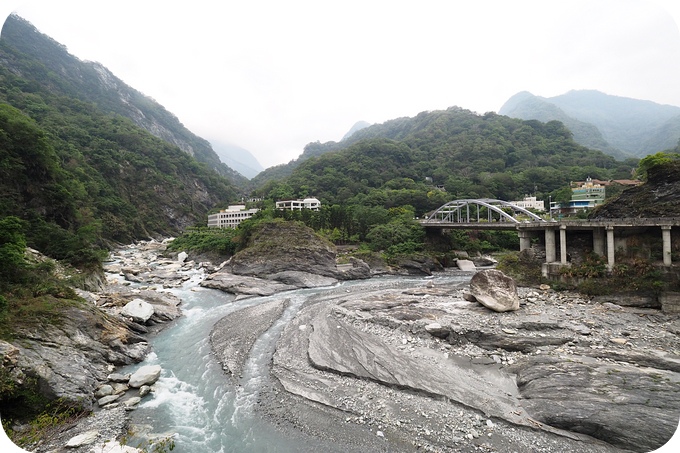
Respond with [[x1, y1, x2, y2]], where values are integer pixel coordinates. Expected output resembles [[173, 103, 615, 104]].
[[635, 152, 680, 180], [0, 216, 28, 287]]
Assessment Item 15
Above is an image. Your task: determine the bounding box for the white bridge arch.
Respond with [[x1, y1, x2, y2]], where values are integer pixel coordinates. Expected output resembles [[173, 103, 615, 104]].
[[425, 199, 546, 224]]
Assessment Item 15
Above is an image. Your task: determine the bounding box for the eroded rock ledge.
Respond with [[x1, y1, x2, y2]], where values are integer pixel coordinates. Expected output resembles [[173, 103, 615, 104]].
[[213, 276, 680, 452]]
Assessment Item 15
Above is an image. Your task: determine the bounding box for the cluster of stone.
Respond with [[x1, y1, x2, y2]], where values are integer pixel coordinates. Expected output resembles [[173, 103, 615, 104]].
[[94, 364, 162, 411]]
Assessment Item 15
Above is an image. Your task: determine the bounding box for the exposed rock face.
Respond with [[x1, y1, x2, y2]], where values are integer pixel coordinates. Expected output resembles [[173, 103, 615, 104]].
[[241, 279, 680, 452], [306, 306, 532, 429], [469, 269, 520, 312], [389, 254, 444, 275], [201, 272, 297, 296], [226, 219, 370, 282], [229, 220, 339, 278], [592, 161, 680, 219], [8, 304, 149, 410], [511, 355, 680, 452]]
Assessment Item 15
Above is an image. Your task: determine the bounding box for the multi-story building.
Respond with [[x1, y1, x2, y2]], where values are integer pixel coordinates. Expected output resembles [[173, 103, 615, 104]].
[[208, 205, 259, 229], [569, 177, 606, 210], [510, 196, 545, 212], [275, 197, 321, 211]]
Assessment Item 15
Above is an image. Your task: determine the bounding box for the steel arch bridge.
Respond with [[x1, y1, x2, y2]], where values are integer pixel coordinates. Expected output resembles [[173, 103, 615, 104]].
[[423, 199, 546, 225]]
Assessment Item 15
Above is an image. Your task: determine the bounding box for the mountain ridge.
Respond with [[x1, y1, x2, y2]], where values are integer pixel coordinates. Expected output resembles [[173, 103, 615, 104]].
[[1, 14, 249, 187], [499, 90, 680, 158]]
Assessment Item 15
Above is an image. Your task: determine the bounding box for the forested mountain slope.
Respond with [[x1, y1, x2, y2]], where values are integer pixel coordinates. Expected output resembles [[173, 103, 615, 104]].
[[500, 90, 680, 158], [1, 14, 249, 186], [0, 15, 238, 267], [257, 108, 637, 217]]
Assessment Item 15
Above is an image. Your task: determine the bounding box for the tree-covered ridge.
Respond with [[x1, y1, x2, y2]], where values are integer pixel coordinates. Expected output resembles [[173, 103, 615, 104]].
[[0, 21, 243, 267], [1, 14, 249, 187], [262, 108, 637, 216], [500, 90, 680, 158]]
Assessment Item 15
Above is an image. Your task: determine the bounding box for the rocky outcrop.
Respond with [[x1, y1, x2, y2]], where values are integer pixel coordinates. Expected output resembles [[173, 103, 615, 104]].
[[592, 160, 680, 219], [468, 269, 520, 312], [255, 278, 680, 452], [226, 219, 370, 282], [389, 254, 444, 276], [511, 355, 680, 452], [201, 272, 297, 296], [229, 220, 339, 278], [7, 304, 149, 411]]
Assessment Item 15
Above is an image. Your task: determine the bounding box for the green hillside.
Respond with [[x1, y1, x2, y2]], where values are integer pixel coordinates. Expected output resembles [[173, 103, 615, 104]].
[[0, 16, 238, 268], [257, 108, 637, 217], [1, 14, 249, 187], [500, 90, 680, 158]]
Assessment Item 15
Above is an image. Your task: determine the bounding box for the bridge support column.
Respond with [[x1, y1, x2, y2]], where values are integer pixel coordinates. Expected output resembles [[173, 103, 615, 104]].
[[662, 226, 672, 267], [518, 230, 532, 251], [606, 226, 615, 271], [560, 225, 568, 264], [593, 228, 605, 256], [545, 228, 556, 263]]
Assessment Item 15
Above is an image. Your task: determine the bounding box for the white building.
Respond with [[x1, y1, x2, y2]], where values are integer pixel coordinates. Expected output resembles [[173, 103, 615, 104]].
[[510, 196, 546, 212], [208, 205, 259, 229], [275, 197, 321, 211]]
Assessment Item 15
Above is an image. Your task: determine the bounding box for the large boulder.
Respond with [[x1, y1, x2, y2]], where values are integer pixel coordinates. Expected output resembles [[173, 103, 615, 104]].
[[128, 364, 162, 388], [456, 259, 476, 271], [469, 269, 520, 312], [121, 299, 155, 324]]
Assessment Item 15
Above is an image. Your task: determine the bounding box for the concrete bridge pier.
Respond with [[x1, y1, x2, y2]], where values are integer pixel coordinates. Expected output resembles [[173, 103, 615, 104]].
[[560, 225, 568, 264], [545, 228, 557, 263], [606, 226, 615, 271], [662, 225, 673, 267], [593, 228, 606, 257], [518, 230, 532, 251]]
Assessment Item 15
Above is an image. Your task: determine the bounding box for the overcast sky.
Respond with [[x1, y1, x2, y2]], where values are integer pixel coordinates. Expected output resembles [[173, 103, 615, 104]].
[[3, 0, 680, 168]]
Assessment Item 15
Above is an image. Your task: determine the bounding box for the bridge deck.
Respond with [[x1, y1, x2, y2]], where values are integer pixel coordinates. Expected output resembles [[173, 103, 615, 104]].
[[420, 218, 680, 231]]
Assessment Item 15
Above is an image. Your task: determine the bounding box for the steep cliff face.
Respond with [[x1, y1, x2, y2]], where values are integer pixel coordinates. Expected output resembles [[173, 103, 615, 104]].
[[591, 161, 680, 218], [0, 14, 248, 187]]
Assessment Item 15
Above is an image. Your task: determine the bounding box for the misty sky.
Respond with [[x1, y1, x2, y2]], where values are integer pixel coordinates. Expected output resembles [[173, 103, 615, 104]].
[[3, 0, 680, 168]]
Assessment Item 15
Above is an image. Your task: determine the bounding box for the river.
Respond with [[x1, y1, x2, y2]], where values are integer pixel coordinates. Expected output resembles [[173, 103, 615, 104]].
[[117, 265, 468, 453]]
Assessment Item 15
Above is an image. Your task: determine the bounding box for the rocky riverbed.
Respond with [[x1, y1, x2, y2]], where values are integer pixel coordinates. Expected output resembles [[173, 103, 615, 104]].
[[8, 239, 680, 452], [247, 279, 680, 452]]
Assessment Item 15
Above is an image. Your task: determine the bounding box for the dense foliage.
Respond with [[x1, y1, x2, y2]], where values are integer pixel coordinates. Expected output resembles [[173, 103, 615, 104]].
[[0, 19, 240, 269], [255, 108, 636, 219], [1, 14, 247, 186], [166, 226, 239, 256]]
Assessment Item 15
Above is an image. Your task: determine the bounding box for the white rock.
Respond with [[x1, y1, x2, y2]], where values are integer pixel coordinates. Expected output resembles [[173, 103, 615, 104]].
[[66, 430, 99, 447], [91, 440, 142, 453], [128, 364, 162, 388], [121, 298, 155, 323], [123, 397, 142, 409], [456, 259, 477, 271], [177, 251, 188, 263]]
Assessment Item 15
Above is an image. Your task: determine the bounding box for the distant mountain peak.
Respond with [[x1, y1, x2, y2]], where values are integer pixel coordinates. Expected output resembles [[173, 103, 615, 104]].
[[500, 89, 680, 159], [342, 121, 371, 141]]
